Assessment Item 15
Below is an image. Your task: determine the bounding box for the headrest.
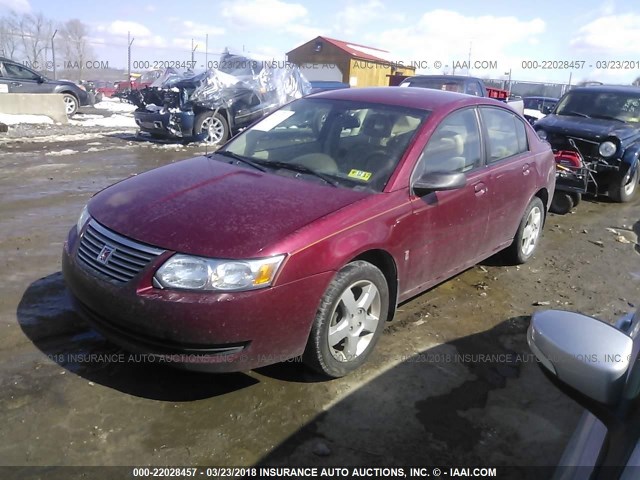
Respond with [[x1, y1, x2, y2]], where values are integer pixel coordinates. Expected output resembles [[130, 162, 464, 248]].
[[362, 114, 393, 138]]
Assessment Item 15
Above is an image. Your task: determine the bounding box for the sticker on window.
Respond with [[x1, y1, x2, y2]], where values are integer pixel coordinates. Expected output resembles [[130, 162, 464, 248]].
[[252, 110, 296, 131], [348, 169, 372, 181]]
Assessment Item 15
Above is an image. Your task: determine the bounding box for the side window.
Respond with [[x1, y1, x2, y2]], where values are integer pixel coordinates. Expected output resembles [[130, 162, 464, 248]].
[[415, 108, 481, 176], [480, 107, 528, 163], [4, 63, 39, 80]]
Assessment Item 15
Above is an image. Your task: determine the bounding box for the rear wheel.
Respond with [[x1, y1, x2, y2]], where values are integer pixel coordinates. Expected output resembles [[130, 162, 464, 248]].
[[506, 197, 544, 264], [194, 111, 229, 146], [550, 191, 581, 215], [609, 166, 639, 203], [303, 261, 389, 378], [62, 93, 79, 116]]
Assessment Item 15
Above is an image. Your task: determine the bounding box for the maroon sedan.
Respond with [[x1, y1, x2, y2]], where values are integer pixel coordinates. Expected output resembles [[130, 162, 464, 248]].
[[62, 87, 556, 377]]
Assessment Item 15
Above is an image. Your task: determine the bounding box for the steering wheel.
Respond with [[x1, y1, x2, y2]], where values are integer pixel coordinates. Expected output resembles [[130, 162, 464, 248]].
[[363, 151, 395, 191]]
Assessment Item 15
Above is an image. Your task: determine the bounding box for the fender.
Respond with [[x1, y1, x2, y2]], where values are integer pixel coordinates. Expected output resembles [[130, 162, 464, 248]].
[[621, 144, 640, 177]]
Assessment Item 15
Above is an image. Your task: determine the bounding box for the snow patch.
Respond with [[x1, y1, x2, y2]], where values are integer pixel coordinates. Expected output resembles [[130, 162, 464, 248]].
[[93, 100, 137, 113], [46, 149, 79, 156], [0, 113, 55, 125], [70, 115, 137, 128]]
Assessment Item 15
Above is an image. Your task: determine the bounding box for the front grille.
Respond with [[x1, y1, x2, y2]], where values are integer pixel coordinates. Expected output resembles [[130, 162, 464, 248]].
[[77, 220, 165, 283]]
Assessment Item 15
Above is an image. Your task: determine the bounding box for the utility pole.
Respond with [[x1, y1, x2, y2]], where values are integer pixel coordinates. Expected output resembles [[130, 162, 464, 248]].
[[191, 39, 198, 65], [51, 30, 57, 79], [205, 34, 208, 69], [127, 32, 135, 81]]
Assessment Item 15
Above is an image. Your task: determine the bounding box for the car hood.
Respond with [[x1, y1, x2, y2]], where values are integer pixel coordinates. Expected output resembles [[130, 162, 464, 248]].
[[88, 155, 370, 258], [536, 115, 639, 142]]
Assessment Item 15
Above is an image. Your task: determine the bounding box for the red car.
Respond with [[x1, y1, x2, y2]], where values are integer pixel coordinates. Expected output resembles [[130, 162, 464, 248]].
[[62, 87, 556, 377]]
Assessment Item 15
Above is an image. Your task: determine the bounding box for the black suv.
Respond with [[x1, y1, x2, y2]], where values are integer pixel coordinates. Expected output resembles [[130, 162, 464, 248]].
[[0, 57, 90, 116], [535, 86, 640, 206]]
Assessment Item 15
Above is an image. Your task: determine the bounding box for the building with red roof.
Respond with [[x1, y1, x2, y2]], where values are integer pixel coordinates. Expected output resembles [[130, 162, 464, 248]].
[[287, 36, 415, 87]]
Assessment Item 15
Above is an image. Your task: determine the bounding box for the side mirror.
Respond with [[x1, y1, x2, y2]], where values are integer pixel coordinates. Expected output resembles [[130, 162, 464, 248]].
[[37, 75, 45, 83], [541, 105, 552, 115], [412, 171, 466, 197], [528, 310, 633, 406]]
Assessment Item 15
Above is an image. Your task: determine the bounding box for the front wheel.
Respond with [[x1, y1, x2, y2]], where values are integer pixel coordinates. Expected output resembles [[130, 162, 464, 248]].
[[62, 93, 79, 116], [194, 111, 229, 146], [506, 197, 545, 264], [303, 261, 389, 378], [609, 166, 639, 203]]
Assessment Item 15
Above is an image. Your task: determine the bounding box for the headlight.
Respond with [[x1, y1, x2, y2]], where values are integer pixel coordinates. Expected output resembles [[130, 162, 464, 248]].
[[76, 204, 90, 234], [536, 129, 547, 140], [78, 85, 86, 91], [598, 140, 617, 158], [154, 254, 285, 291]]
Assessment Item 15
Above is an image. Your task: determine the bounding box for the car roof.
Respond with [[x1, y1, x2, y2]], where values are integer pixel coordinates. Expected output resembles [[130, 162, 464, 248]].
[[308, 86, 504, 112], [407, 74, 479, 82], [567, 85, 640, 94]]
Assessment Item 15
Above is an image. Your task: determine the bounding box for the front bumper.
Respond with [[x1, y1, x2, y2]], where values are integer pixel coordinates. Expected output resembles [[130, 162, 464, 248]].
[[62, 227, 333, 372], [134, 110, 195, 138]]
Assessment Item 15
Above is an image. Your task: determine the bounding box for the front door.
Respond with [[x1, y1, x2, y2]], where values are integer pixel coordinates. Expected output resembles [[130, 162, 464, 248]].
[[404, 107, 491, 295]]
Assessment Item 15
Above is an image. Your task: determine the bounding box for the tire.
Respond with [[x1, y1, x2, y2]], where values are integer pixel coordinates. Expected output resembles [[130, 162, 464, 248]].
[[303, 261, 389, 378], [194, 111, 229, 146], [95, 92, 103, 104], [609, 166, 639, 203], [506, 197, 545, 264], [549, 191, 581, 215], [62, 93, 79, 117]]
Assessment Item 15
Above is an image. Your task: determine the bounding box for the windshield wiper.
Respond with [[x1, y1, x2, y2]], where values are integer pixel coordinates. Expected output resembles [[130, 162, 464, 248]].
[[562, 111, 591, 118], [260, 161, 340, 187], [590, 114, 625, 123], [213, 150, 267, 172]]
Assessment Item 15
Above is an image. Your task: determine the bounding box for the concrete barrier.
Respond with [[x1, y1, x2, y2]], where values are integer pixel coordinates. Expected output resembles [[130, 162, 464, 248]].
[[0, 93, 68, 124]]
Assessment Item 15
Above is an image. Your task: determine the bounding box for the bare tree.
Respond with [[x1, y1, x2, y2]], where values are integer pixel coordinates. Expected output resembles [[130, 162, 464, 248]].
[[0, 13, 21, 59], [18, 12, 53, 67], [60, 19, 94, 81], [633, 76, 640, 87]]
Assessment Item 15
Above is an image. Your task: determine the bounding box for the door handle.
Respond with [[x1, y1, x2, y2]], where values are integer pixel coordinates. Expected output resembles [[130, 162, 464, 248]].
[[522, 164, 531, 176], [11, 82, 22, 87], [474, 182, 487, 195]]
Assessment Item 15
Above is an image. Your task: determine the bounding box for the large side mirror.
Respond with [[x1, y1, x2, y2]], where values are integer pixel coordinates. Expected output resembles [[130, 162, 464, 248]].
[[541, 105, 553, 115], [412, 171, 466, 197], [528, 310, 633, 406], [37, 75, 45, 83]]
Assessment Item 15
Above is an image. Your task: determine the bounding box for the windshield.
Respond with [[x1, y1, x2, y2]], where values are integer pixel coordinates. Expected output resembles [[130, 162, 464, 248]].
[[221, 98, 429, 192], [555, 91, 640, 123], [523, 98, 557, 111], [402, 77, 465, 93]]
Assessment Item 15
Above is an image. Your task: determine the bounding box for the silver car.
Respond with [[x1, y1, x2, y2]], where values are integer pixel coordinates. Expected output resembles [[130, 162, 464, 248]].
[[528, 307, 640, 479]]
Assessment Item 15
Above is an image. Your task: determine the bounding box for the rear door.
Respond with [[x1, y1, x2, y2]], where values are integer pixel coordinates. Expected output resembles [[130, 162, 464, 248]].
[[479, 106, 536, 251], [405, 107, 492, 293]]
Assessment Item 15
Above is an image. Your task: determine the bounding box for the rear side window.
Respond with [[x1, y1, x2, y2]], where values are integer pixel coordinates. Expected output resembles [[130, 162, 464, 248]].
[[480, 107, 528, 163]]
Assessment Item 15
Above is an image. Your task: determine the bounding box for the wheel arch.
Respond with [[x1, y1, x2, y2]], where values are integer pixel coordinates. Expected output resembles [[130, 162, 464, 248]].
[[534, 187, 549, 214], [350, 249, 399, 322], [59, 90, 79, 100]]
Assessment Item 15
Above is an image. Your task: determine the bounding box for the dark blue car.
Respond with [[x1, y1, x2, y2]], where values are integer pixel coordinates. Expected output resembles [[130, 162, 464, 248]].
[[535, 86, 640, 207]]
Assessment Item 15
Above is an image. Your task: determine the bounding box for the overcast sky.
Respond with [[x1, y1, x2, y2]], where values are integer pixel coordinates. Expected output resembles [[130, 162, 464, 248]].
[[1, 0, 639, 84]]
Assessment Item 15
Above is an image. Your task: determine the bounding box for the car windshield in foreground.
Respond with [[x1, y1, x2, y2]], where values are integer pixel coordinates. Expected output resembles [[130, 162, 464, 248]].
[[555, 91, 640, 123], [220, 98, 429, 192]]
